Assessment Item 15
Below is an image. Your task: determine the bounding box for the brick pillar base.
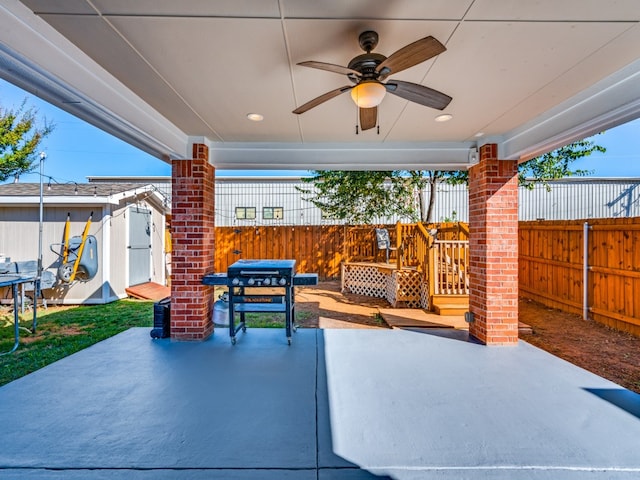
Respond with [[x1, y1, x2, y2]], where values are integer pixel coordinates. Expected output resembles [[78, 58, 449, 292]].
[[468, 144, 519, 345], [170, 144, 215, 340]]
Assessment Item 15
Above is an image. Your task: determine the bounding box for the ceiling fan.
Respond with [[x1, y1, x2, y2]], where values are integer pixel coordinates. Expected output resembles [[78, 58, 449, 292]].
[[292, 30, 452, 131]]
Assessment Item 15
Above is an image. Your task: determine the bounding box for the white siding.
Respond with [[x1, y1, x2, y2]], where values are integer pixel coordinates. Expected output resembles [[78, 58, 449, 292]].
[[213, 178, 462, 225], [215, 178, 310, 226], [213, 178, 640, 225], [108, 203, 129, 298], [428, 183, 469, 223], [215, 178, 421, 226], [0, 206, 106, 304], [150, 202, 166, 285], [518, 180, 640, 220], [0, 195, 167, 304]]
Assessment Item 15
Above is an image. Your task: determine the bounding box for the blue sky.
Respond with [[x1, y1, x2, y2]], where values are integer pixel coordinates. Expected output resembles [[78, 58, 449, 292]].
[[1, 77, 639, 184]]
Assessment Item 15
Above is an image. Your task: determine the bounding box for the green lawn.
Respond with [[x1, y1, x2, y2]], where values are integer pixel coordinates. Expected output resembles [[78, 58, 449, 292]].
[[0, 300, 153, 386], [241, 310, 314, 328]]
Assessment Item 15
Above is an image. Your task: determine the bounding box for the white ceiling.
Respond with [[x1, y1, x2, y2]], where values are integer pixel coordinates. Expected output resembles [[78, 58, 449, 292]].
[[2, 0, 640, 170]]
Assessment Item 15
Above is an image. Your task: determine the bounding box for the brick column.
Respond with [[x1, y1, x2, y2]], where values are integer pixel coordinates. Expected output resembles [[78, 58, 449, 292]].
[[170, 144, 215, 340], [468, 144, 519, 345]]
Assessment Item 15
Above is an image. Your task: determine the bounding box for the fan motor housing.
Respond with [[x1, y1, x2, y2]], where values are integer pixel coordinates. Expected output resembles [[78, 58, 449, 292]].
[[348, 53, 386, 80]]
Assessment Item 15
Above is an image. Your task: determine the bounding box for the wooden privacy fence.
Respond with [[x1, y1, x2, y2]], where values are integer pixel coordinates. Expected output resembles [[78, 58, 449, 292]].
[[213, 220, 640, 335], [213, 222, 469, 285], [519, 217, 640, 336], [215, 224, 397, 280], [214, 225, 345, 280]]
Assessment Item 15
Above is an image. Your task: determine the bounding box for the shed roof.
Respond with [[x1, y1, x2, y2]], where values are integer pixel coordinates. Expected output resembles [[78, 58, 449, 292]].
[[0, 183, 149, 197], [0, 183, 168, 211]]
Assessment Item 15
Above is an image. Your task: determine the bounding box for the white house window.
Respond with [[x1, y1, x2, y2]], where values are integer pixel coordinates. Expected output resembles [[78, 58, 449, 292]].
[[235, 207, 256, 220], [263, 207, 283, 220]]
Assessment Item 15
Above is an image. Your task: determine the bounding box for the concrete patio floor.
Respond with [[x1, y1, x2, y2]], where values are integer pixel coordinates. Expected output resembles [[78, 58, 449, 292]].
[[1, 327, 639, 479]]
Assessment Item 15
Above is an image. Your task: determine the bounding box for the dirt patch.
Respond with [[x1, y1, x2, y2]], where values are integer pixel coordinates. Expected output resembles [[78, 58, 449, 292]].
[[294, 282, 640, 394], [19, 324, 86, 344], [1, 305, 85, 344], [519, 297, 640, 394]]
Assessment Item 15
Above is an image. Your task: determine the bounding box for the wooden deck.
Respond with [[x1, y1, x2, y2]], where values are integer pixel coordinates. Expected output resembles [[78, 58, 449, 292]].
[[125, 282, 170, 301]]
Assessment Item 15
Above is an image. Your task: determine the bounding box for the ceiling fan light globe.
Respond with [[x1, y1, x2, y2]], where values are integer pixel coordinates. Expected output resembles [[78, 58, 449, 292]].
[[350, 81, 386, 108]]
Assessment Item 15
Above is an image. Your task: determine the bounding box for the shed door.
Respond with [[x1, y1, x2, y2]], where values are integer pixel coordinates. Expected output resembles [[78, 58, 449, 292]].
[[128, 206, 152, 286]]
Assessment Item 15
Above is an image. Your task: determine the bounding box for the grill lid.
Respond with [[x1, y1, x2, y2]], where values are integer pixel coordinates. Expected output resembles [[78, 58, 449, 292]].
[[227, 259, 296, 276]]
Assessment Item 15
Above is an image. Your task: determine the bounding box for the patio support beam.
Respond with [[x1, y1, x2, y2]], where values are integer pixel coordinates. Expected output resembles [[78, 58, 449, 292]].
[[468, 144, 519, 345], [170, 143, 215, 340]]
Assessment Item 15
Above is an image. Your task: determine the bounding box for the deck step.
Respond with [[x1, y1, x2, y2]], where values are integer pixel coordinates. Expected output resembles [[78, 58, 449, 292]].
[[434, 303, 469, 316], [379, 308, 468, 329], [518, 321, 533, 335], [431, 294, 469, 316], [431, 294, 469, 305]]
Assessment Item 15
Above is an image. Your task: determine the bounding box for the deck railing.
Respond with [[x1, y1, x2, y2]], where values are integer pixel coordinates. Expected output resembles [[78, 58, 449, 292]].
[[392, 222, 470, 306], [403, 223, 470, 301], [432, 240, 470, 295]]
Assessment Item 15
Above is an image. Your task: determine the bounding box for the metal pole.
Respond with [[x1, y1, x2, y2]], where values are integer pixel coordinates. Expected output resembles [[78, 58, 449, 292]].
[[583, 221, 589, 320], [37, 152, 45, 279], [35, 151, 46, 332]]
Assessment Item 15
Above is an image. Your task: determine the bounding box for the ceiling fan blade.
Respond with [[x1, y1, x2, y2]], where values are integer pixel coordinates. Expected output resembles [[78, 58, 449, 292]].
[[385, 80, 452, 110], [360, 107, 377, 131], [292, 85, 353, 114], [297, 61, 361, 77], [376, 36, 446, 78]]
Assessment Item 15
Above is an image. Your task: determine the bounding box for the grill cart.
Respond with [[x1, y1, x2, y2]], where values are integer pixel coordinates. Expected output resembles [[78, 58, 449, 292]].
[[203, 259, 317, 345]]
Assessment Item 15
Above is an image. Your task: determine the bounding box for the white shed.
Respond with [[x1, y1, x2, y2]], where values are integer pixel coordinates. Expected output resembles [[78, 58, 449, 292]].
[[0, 183, 168, 304]]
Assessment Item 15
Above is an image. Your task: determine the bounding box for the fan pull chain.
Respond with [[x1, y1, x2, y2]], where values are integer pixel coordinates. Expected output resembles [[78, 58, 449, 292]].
[[376, 107, 380, 135]]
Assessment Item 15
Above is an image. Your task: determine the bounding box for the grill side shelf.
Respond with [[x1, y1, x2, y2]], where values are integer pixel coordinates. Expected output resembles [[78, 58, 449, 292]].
[[202, 273, 228, 285], [292, 273, 318, 286]]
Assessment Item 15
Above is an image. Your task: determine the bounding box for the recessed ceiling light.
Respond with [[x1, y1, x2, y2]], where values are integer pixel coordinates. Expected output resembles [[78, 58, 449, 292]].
[[434, 114, 453, 122], [247, 113, 264, 122]]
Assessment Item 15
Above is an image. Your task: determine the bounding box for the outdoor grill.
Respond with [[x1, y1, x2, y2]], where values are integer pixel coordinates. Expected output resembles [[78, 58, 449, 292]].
[[202, 259, 317, 345]]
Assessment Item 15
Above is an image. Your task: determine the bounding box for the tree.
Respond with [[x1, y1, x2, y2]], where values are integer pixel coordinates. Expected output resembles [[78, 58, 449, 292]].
[[517, 139, 605, 190], [0, 100, 53, 182], [409, 170, 467, 223], [297, 170, 418, 224], [297, 169, 468, 223], [299, 138, 605, 223]]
